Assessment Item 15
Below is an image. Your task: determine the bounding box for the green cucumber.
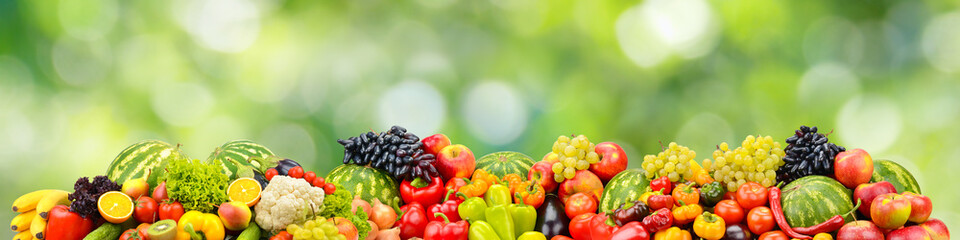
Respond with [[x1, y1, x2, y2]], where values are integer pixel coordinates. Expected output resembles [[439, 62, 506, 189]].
[[237, 222, 262, 240], [83, 223, 123, 240]]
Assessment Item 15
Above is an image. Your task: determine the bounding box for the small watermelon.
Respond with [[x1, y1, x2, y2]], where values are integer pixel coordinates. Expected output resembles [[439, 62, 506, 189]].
[[871, 159, 921, 194], [107, 140, 190, 187], [598, 169, 651, 212], [781, 175, 855, 228], [326, 164, 401, 207], [206, 140, 277, 179], [476, 151, 535, 179]]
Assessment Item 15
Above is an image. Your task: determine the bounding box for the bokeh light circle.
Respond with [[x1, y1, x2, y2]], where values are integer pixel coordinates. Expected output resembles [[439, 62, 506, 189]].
[[175, 0, 261, 53], [462, 81, 528, 145], [616, 0, 719, 68], [802, 17, 864, 67], [797, 62, 861, 108], [150, 82, 215, 127], [52, 38, 112, 87], [378, 81, 447, 136], [836, 94, 902, 154], [921, 11, 960, 73], [57, 0, 118, 40]]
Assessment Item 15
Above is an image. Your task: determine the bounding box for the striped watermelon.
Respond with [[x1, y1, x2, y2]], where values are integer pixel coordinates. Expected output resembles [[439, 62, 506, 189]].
[[598, 169, 651, 212], [871, 159, 921, 194], [206, 140, 276, 179], [326, 164, 401, 207], [107, 140, 190, 187], [476, 151, 535, 179], [781, 175, 855, 228]]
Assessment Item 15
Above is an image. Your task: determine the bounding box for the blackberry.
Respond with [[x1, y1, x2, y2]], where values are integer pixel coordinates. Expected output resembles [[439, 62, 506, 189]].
[[776, 125, 846, 184], [337, 125, 438, 181]]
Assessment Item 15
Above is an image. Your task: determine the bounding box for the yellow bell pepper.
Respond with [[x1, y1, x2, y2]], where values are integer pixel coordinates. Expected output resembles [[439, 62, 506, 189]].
[[654, 227, 692, 240], [176, 211, 225, 240], [812, 233, 834, 240], [693, 212, 725, 240]]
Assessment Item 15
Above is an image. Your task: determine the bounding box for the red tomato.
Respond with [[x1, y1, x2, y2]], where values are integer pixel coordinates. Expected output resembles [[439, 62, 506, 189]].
[[569, 212, 596, 240], [551, 236, 575, 240], [158, 201, 185, 222], [564, 193, 598, 219], [288, 166, 304, 178], [134, 196, 158, 223], [736, 182, 768, 210], [119, 229, 146, 240], [746, 206, 775, 235], [714, 199, 745, 224], [265, 168, 279, 181], [312, 177, 326, 188], [723, 191, 737, 201], [323, 183, 337, 194], [758, 230, 789, 240], [304, 171, 317, 183], [136, 223, 150, 238], [270, 231, 294, 240]]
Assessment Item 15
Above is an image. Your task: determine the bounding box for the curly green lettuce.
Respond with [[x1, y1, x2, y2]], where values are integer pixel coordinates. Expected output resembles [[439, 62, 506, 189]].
[[320, 183, 370, 239], [163, 158, 229, 213]]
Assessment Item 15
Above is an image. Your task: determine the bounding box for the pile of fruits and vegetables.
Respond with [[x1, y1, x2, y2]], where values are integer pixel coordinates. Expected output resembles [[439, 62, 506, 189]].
[[8, 125, 951, 240]]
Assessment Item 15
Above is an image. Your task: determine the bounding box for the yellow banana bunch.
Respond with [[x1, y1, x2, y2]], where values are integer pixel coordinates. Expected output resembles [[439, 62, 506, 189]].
[[13, 231, 32, 240], [34, 191, 69, 219], [9, 210, 35, 232], [10, 189, 70, 240]]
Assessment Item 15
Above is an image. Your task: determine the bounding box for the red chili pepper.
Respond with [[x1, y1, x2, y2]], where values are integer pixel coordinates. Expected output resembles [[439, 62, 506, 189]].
[[424, 212, 469, 240], [792, 199, 861, 235], [641, 208, 674, 233], [650, 176, 672, 193], [45, 205, 94, 240], [428, 190, 463, 222], [397, 202, 429, 239], [610, 221, 650, 240], [400, 176, 446, 207], [647, 193, 675, 211], [769, 186, 811, 239], [589, 213, 618, 240]]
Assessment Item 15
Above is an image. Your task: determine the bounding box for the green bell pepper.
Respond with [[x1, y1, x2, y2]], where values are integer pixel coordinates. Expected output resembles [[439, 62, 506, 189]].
[[509, 193, 537, 237], [484, 204, 515, 240], [458, 197, 487, 223], [698, 181, 726, 207], [468, 220, 501, 240], [484, 184, 512, 207], [518, 231, 547, 240]]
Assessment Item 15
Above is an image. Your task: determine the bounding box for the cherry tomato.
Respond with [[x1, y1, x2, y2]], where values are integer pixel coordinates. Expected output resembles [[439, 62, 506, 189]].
[[758, 230, 789, 240], [288, 166, 304, 178], [265, 168, 279, 181], [133, 196, 158, 223], [564, 192, 598, 219], [746, 206, 775, 235], [312, 177, 325, 188], [158, 201, 185, 222], [119, 229, 146, 240], [304, 171, 317, 183], [736, 182, 768, 210], [323, 183, 337, 194], [714, 199, 745, 224]]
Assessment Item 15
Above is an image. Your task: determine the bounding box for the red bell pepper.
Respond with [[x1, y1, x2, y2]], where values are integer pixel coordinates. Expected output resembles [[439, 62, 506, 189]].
[[445, 177, 469, 200], [401, 176, 445, 207], [647, 193, 675, 211], [589, 213, 618, 240], [641, 208, 673, 233], [424, 213, 469, 240], [610, 221, 650, 240], [397, 202, 429, 239], [650, 176, 671, 193], [569, 212, 596, 240], [45, 205, 94, 240], [428, 190, 463, 222]]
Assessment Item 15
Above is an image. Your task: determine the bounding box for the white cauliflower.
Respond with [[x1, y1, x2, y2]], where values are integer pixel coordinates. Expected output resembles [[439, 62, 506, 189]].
[[254, 175, 325, 231]]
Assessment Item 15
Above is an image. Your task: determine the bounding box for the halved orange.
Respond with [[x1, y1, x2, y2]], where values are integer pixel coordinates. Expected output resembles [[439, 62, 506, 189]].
[[98, 191, 133, 224], [227, 177, 262, 207]]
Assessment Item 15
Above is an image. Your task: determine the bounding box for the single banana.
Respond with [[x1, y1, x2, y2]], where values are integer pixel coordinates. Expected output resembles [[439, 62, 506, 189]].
[[13, 231, 31, 240], [28, 214, 44, 240], [11, 190, 54, 213], [9, 210, 35, 232], [34, 191, 69, 220]]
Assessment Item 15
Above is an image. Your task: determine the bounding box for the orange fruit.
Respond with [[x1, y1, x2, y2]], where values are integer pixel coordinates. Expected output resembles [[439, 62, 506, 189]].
[[227, 177, 262, 207], [98, 191, 133, 224]]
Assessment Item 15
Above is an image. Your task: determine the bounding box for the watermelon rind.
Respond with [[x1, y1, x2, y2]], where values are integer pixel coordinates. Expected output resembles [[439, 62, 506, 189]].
[[599, 169, 651, 213], [871, 159, 921, 194], [107, 140, 190, 187], [476, 151, 536, 179], [781, 175, 855, 228], [206, 140, 276, 179], [326, 164, 401, 207]]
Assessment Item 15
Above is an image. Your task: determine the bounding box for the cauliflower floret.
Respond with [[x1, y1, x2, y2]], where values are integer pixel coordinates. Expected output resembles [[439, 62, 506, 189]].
[[254, 176, 325, 231]]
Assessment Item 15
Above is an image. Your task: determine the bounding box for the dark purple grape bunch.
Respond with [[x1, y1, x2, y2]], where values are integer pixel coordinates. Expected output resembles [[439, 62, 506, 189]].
[[777, 125, 846, 184], [337, 125, 439, 181]]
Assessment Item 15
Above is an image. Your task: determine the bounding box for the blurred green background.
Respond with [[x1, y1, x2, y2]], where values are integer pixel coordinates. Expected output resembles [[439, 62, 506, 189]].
[[2, 0, 960, 236]]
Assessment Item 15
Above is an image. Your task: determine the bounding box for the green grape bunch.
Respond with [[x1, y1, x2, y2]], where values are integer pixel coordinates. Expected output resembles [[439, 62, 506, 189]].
[[641, 142, 696, 182], [288, 217, 348, 240], [550, 134, 599, 182], [708, 135, 786, 192]]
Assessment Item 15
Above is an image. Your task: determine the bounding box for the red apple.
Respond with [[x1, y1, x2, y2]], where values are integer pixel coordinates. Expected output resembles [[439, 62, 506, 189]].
[[836, 220, 884, 240], [421, 134, 451, 156], [436, 144, 476, 181], [853, 181, 897, 215], [900, 192, 932, 223], [834, 148, 874, 189], [871, 193, 911, 229], [529, 159, 559, 193], [332, 217, 359, 240], [886, 225, 931, 240], [920, 218, 951, 240], [589, 142, 628, 182], [558, 170, 604, 203]]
